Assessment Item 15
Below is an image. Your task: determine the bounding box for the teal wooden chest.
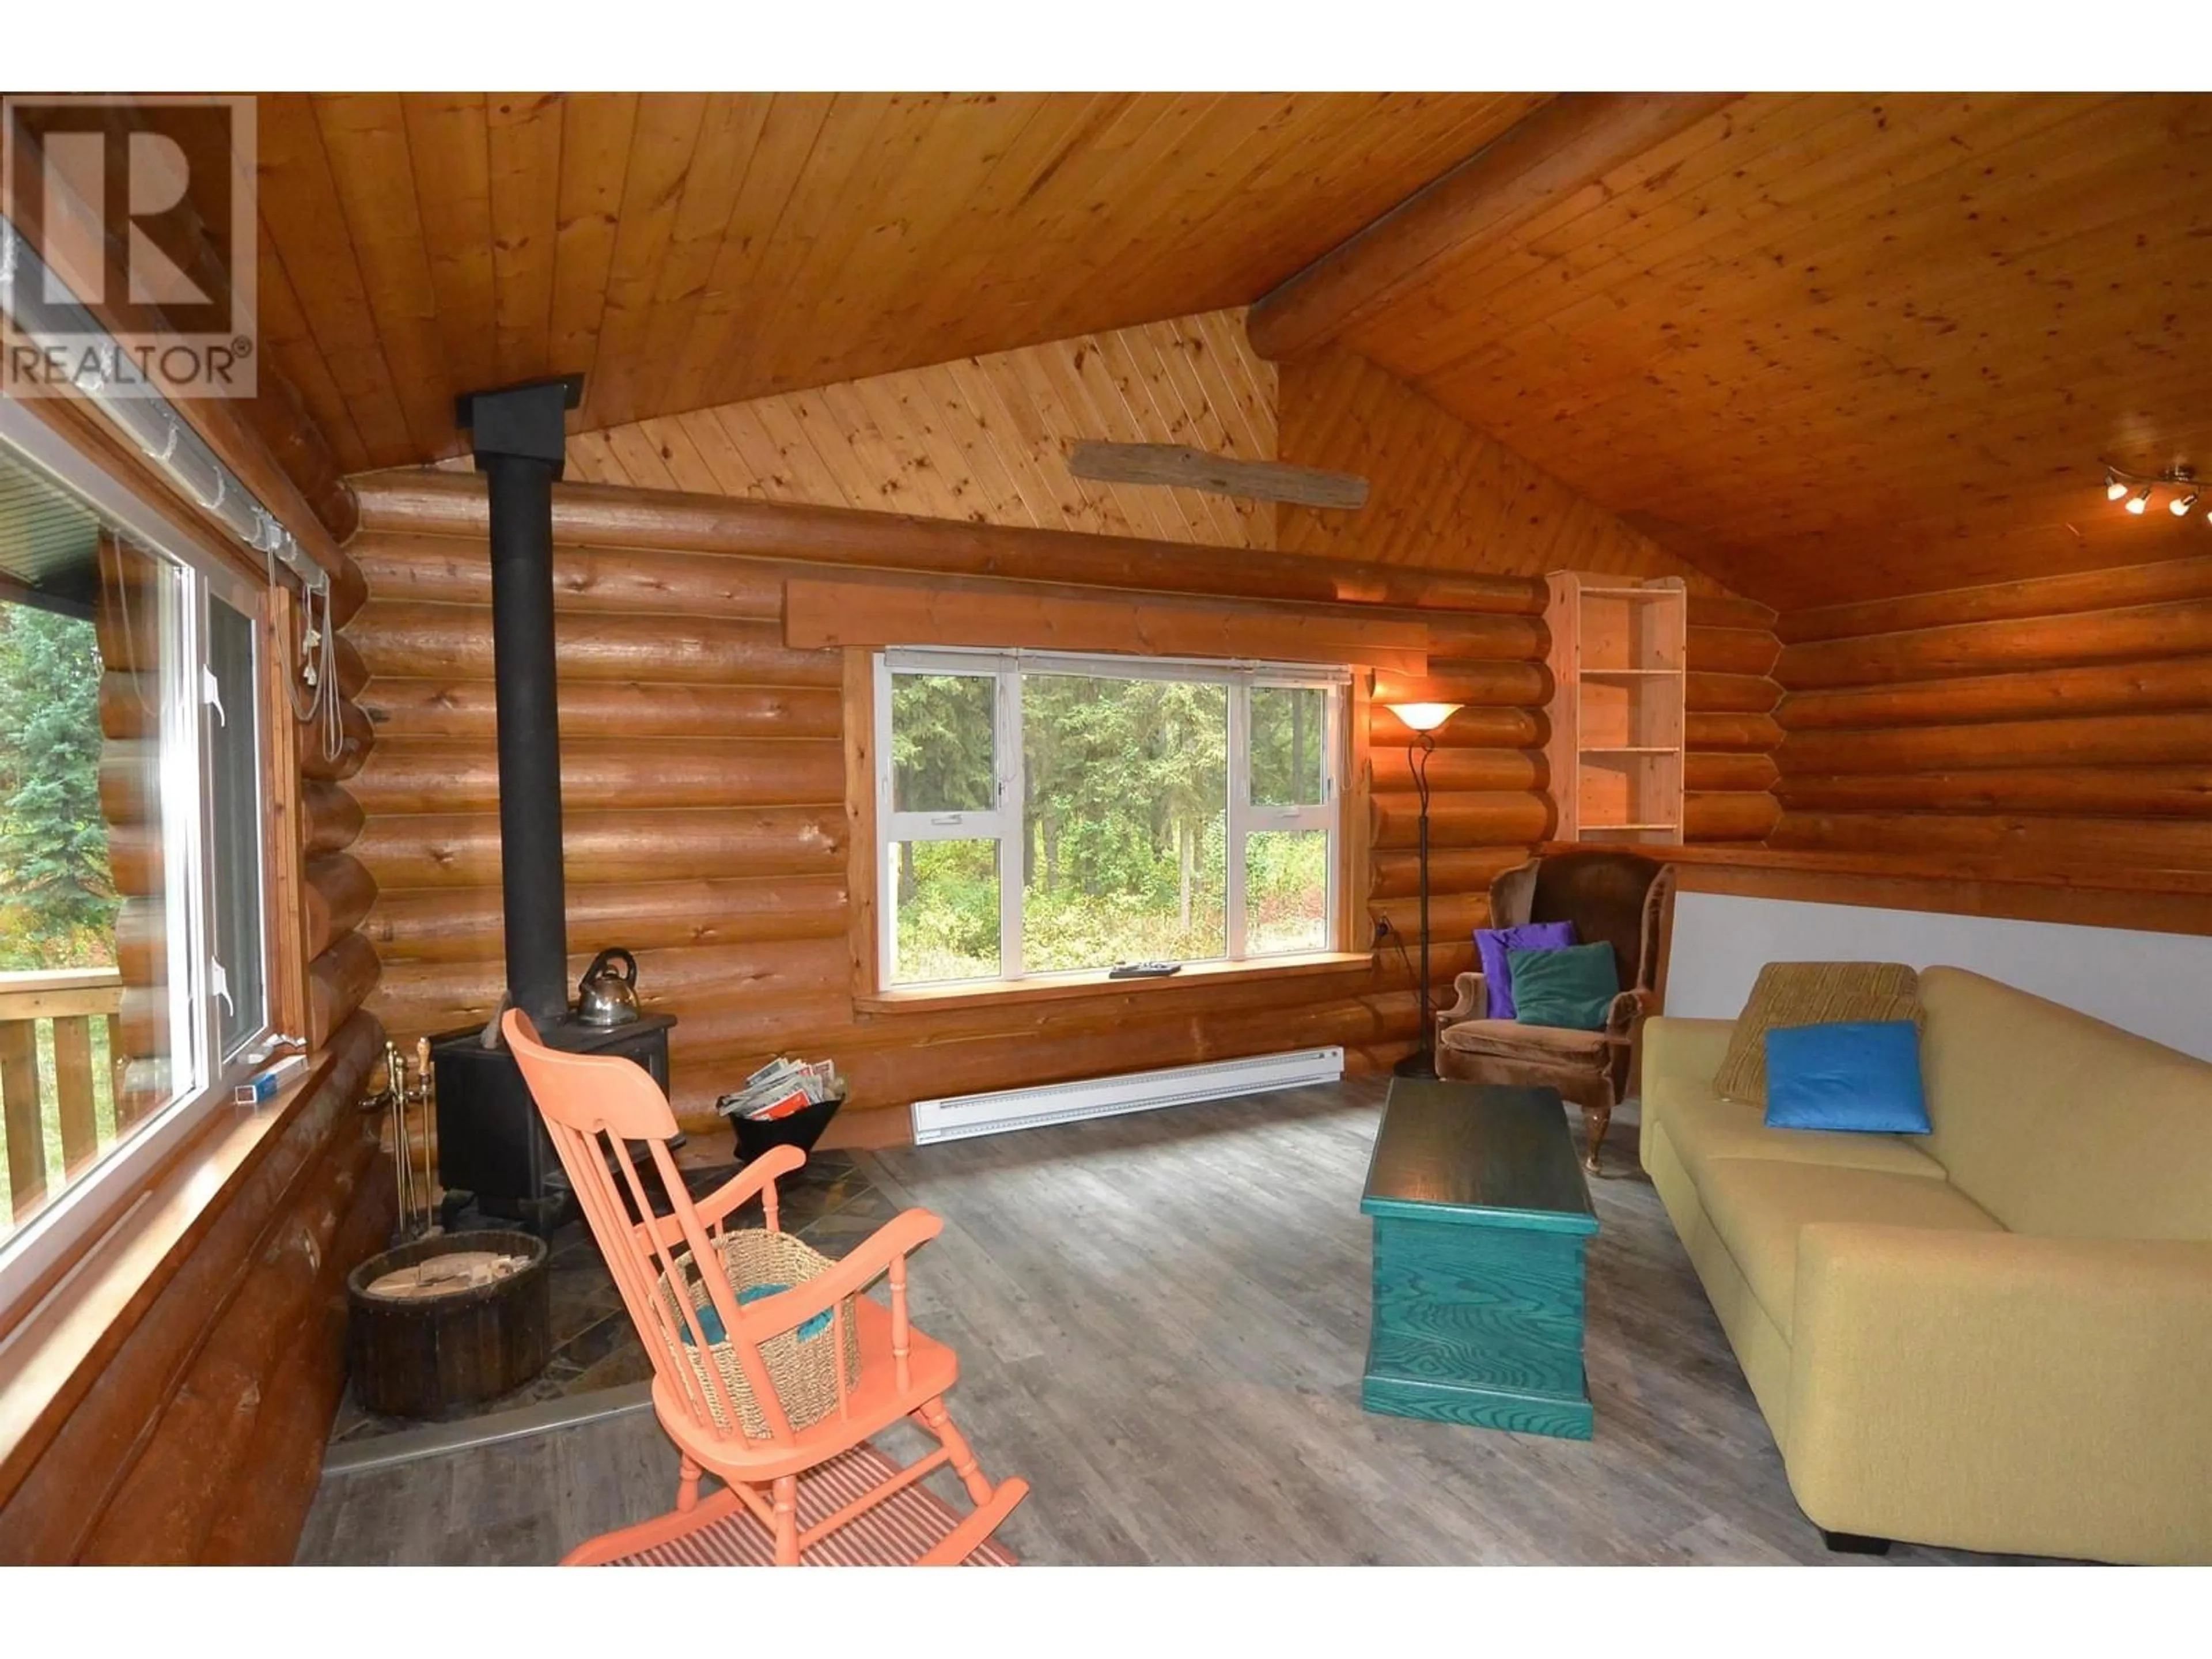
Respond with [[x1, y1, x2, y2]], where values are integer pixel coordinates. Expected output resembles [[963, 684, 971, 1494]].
[[1359, 1081, 1599, 1440]]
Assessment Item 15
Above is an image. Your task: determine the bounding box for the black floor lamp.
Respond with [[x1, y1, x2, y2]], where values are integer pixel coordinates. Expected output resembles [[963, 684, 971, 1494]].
[[1381, 700, 1463, 1078]]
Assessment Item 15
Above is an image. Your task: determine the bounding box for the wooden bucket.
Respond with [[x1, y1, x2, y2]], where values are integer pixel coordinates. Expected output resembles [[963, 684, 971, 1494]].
[[346, 1229, 552, 1418]]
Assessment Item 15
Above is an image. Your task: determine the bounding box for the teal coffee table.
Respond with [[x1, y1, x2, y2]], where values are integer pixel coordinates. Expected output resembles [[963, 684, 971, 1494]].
[[1359, 1080, 1600, 1439]]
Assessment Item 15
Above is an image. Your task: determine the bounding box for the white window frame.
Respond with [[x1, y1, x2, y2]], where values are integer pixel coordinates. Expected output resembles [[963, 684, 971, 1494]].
[[875, 646, 1347, 987], [0, 399, 279, 1313]]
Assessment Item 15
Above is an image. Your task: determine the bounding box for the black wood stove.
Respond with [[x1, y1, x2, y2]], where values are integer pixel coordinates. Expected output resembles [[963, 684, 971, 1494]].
[[431, 374, 674, 1233]]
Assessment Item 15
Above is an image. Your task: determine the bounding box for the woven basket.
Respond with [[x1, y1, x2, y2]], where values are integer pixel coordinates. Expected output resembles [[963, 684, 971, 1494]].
[[657, 1229, 861, 1439]]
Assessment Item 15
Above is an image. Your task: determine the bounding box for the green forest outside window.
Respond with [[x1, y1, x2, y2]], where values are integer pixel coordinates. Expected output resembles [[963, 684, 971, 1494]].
[[876, 647, 1345, 986]]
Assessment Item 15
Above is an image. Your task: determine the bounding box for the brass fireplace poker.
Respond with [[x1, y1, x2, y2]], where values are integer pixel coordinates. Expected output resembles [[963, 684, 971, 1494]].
[[363, 1039, 438, 1239]]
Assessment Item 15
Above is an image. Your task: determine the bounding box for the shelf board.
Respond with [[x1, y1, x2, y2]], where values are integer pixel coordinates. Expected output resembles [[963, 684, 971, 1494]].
[[1583, 823, 1680, 831], [1578, 586, 1681, 600], [1580, 746, 1676, 755], [1581, 666, 1684, 677]]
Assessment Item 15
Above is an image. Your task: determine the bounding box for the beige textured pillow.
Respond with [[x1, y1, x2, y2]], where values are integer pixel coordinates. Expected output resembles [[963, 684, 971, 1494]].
[[1711, 961, 1923, 1106]]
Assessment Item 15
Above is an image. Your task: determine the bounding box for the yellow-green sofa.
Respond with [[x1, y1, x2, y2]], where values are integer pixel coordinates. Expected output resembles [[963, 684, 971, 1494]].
[[1640, 965, 2212, 1564]]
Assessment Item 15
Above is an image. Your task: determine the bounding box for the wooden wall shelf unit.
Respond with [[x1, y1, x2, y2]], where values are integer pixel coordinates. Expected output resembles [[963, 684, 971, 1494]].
[[1544, 573, 1687, 847]]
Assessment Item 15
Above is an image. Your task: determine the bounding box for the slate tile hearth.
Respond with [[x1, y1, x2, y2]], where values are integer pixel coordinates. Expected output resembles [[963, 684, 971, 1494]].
[[328, 1151, 889, 1445]]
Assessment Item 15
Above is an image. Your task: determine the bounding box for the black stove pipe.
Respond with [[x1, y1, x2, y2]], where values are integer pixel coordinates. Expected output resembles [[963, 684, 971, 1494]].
[[456, 375, 586, 1032]]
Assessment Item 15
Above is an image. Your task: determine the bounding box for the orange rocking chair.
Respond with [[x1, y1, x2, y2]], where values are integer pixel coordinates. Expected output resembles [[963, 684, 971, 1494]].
[[502, 1010, 1028, 1565]]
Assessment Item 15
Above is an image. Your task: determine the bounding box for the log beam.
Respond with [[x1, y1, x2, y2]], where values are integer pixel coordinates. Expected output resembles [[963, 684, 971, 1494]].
[[1247, 93, 1741, 361], [349, 469, 1548, 619], [1777, 656, 2212, 732]]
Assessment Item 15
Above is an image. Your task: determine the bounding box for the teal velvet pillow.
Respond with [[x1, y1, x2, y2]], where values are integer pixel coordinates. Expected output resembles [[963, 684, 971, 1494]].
[[1506, 942, 1620, 1032]]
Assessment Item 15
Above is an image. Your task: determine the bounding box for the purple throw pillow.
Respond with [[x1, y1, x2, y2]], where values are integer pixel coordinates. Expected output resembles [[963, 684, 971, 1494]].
[[1474, 921, 1578, 1019]]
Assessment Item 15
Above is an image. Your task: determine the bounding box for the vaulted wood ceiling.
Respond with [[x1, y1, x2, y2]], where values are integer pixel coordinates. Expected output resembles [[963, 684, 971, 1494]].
[[248, 91, 2212, 611], [1294, 92, 2212, 609], [252, 92, 1548, 472]]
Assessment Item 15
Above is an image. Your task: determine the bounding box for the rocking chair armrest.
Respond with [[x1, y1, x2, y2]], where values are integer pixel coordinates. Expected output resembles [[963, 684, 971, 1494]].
[[734, 1207, 946, 1339], [643, 1143, 807, 1249], [1438, 972, 1487, 1028]]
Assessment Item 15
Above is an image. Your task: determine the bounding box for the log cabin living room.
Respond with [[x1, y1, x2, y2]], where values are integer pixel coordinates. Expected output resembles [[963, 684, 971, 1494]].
[[0, 22, 2207, 1616]]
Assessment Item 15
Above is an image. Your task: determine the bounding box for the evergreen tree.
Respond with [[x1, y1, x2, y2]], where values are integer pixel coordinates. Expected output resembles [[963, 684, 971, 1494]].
[[0, 603, 116, 969]]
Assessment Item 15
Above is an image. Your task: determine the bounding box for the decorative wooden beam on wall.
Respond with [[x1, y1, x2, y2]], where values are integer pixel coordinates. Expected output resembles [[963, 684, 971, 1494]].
[[783, 573, 1428, 674], [351, 469, 1546, 618], [1067, 441, 1368, 510], [1247, 92, 1741, 362]]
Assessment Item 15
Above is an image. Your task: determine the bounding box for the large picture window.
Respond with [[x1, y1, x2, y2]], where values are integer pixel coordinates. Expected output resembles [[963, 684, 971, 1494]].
[[876, 649, 1344, 987]]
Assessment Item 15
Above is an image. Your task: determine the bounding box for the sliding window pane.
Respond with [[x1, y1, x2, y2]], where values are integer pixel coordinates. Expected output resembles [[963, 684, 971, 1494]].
[[1020, 673, 1226, 972], [1245, 830, 1330, 956], [889, 839, 1001, 984], [207, 596, 266, 1059], [890, 672, 996, 814], [1249, 685, 1328, 807]]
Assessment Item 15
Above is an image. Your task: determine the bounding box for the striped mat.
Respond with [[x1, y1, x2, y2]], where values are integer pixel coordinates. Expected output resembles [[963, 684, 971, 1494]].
[[606, 1444, 1017, 1567]]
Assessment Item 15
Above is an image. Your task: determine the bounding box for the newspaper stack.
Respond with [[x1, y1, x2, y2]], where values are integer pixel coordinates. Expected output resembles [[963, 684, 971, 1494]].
[[716, 1055, 843, 1122]]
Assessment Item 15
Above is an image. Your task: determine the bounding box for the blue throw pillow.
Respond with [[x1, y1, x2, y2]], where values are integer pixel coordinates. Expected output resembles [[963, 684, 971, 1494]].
[[1763, 1020, 1929, 1134]]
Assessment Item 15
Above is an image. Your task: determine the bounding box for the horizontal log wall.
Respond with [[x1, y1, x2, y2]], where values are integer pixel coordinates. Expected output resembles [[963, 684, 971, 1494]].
[[352, 453, 1772, 1136], [1683, 599, 1784, 844], [1771, 555, 2212, 878], [348, 483, 1529, 1129], [0, 1015, 391, 1563]]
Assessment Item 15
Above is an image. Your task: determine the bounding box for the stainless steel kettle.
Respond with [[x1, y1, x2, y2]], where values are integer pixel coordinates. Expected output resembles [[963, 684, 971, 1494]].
[[577, 947, 642, 1027]]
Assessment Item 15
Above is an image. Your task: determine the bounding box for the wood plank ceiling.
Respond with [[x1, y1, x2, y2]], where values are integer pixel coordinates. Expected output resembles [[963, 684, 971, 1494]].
[[1315, 92, 2212, 609], [253, 92, 1549, 474]]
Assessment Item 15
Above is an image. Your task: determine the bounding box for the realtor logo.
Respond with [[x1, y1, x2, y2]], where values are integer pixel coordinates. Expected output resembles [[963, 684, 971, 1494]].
[[1, 94, 257, 397]]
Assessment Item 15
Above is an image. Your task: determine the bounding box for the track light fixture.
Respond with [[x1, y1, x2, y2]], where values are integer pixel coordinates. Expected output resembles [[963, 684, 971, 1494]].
[[2100, 461, 2202, 520]]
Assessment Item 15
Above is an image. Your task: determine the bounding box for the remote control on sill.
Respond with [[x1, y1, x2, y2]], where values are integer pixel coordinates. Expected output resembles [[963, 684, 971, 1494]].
[[1107, 961, 1183, 978]]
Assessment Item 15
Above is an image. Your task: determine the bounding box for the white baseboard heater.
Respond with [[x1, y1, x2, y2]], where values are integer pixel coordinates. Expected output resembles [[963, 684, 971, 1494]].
[[909, 1047, 1346, 1146]]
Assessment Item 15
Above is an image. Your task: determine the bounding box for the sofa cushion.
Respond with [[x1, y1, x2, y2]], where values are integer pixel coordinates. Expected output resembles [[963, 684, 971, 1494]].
[[1918, 967, 2212, 1241], [1697, 1158, 2002, 1340], [1439, 1017, 1608, 1069], [1663, 1084, 1949, 1184], [1713, 961, 1922, 1106]]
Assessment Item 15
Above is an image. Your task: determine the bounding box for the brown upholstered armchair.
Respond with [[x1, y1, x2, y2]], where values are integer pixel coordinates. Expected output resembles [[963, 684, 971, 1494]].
[[1435, 850, 1675, 1173]]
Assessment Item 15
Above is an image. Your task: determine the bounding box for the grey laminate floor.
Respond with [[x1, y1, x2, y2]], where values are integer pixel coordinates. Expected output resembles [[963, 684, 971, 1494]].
[[297, 1082, 2028, 1566]]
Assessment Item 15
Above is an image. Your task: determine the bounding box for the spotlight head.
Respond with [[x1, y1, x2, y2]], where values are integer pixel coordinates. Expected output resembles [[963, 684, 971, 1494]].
[[2128, 486, 2153, 515], [2175, 493, 2200, 517], [2107, 471, 2130, 501]]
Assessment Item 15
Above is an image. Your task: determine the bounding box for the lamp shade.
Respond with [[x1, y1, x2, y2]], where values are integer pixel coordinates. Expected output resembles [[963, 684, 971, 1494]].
[[1383, 701, 1462, 733]]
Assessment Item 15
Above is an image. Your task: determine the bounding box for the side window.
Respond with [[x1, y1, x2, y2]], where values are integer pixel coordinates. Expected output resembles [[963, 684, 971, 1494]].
[[204, 593, 267, 1060], [0, 437, 277, 1268]]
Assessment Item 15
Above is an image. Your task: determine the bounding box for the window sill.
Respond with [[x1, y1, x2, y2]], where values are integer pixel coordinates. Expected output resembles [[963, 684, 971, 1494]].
[[854, 950, 1375, 1016], [0, 1051, 332, 1502]]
